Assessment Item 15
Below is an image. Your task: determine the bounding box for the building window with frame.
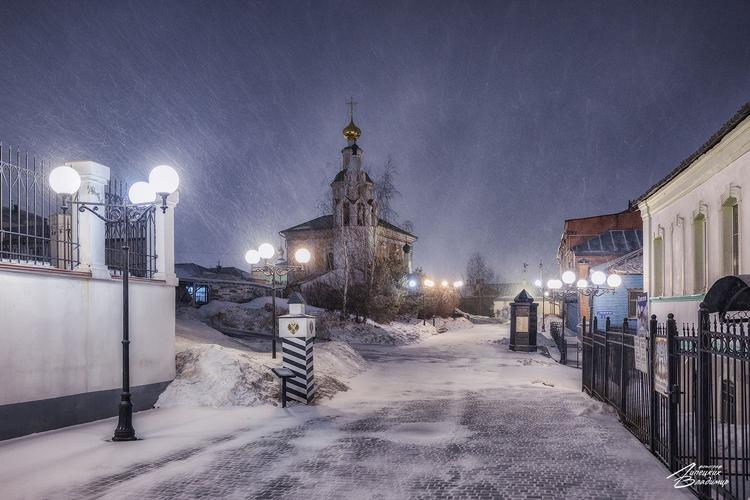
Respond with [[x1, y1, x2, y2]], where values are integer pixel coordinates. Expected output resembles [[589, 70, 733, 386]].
[[653, 236, 664, 297], [693, 214, 707, 293], [627, 289, 642, 319], [722, 199, 740, 275], [326, 251, 334, 271], [343, 202, 350, 226]]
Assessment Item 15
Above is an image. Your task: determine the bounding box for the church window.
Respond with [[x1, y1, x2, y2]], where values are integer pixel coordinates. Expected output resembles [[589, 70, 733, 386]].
[[357, 203, 365, 226], [343, 202, 350, 226]]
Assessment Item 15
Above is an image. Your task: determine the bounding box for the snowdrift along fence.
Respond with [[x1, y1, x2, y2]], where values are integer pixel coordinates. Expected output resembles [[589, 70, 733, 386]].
[[583, 308, 750, 499]]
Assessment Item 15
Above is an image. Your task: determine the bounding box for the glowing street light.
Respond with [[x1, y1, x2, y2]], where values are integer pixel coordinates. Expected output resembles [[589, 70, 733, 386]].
[[534, 279, 542, 288], [441, 280, 449, 288], [590, 270, 607, 286], [577, 279, 589, 289], [453, 280, 464, 288], [561, 270, 576, 285], [408, 279, 418, 288], [607, 273, 622, 288], [424, 279, 435, 288], [49, 163, 180, 442], [244, 244, 312, 359]]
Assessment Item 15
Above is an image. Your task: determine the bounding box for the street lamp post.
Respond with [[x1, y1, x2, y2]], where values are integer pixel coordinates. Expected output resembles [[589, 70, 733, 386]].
[[245, 245, 311, 359], [534, 278, 546, 332], [547, 269, 621, 365], [49, 164, 180, 442]]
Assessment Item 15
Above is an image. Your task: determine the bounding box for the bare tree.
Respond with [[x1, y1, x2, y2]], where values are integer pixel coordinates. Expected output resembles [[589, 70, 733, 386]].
[[374, 155, 400, 224], [465, 253, 497, 316]]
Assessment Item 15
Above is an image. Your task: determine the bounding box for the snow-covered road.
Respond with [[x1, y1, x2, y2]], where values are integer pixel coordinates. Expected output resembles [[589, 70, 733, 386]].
[[0, 324, 689, 499]]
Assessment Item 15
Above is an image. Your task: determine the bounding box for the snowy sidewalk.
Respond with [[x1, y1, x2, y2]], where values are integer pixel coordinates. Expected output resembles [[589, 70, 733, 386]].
[[0, 324, 689, 499]]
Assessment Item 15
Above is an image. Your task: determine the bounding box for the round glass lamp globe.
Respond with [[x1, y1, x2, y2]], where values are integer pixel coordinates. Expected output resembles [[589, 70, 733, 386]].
[[424, 279, 435, 288], [534, 279, 542, 287], [128, 181, 156, 204], [562, 271, 576, 285], [244, 249, 261, 265], [258, 243, 275, 260], [148, 165, 180, 194], [577, 279, 589, 288], [441, 280, 449, 288], [294, 247, 311, 264], [408, 279, 417, 288], [49, 166, 81, 195], [591, 270, 607, 286], [607, 273, 622, 288], [453, 280, 464, 288]]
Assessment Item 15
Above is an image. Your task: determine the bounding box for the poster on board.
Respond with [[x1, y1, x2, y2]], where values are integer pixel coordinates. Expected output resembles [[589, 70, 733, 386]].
[[654, 336, 669, 395], [637, 294, 649, 336]]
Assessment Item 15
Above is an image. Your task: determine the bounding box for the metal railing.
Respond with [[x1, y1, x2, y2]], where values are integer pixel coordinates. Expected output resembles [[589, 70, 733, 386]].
[[104, 177, 157, 278], [583, 310, 750, 499], [0, 145, 78, 270]]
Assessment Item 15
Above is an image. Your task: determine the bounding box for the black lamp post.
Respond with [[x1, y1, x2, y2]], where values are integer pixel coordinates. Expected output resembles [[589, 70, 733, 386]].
[[245, 244, 311, 359], [49, 164, 180, 442], [547, 270, 621, 364]]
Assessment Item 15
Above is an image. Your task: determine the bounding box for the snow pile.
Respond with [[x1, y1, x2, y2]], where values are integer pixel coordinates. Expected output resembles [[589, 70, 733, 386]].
[[156, 317, 366, 408]]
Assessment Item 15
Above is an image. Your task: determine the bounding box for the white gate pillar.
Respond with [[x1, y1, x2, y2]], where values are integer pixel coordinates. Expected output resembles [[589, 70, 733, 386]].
[[277, 292, 316, 404], [66, 161, 110, 279], [153, 191, 179, 286]]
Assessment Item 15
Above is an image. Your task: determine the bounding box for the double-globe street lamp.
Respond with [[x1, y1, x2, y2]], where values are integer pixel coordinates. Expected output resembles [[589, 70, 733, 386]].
[[547, 269, 622, 364], [245, 244, 311, 359], [49, 164, 180, 442]]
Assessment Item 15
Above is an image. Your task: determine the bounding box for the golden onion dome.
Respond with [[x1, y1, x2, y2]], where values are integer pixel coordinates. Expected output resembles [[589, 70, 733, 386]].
[[343, 118, 361, 140]]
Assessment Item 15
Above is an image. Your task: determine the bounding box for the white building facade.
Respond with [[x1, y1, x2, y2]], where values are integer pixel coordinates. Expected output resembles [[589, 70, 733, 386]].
[[0, 160, 178, 440], [638, 103, 750, 324]]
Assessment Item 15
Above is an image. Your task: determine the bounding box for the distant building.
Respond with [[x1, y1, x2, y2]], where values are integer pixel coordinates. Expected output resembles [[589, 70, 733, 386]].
[[637, 101, 750, 324], [589, 248, 643, 330], [557, 207, 643, 329], [492, 282, 559, 322], [280, 107, 416, 285], [176, 262, 269, 305]]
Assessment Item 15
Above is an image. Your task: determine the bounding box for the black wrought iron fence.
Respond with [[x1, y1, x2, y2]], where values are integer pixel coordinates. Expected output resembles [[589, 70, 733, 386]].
[[550, 321, 581, 367], [0, 145, 78, 269], [583, 302, 750, 499], [104, 178, 157, 278]]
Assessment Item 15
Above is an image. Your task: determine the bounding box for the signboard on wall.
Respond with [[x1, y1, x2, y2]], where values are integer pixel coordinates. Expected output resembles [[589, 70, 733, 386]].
[[634, 337, 648, 372], [637, 294, 649, 336], [654, 336, 669, 395]]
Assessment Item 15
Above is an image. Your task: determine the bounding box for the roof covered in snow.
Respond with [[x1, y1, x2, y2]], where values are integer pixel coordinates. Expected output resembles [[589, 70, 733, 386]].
[[280, 214, 416, 238], [592, 248, 643, 275]]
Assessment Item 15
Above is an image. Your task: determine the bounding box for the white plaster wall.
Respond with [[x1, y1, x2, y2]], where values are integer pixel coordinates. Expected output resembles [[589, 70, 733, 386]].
[[0, 267, 175, 406], [640, 117, 750, 325]]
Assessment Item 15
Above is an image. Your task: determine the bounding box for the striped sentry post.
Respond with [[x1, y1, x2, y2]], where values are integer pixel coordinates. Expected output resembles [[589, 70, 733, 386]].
[[277, 292, 316, 404]]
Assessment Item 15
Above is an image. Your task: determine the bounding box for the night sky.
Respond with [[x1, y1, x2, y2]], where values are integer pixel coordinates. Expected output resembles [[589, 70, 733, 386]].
[[1, 1, 748, 281]]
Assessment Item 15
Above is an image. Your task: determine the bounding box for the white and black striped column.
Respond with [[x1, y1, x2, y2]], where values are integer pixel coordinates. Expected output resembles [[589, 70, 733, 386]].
[[281, 336, 315, 403], [277, 292, 316, 405]]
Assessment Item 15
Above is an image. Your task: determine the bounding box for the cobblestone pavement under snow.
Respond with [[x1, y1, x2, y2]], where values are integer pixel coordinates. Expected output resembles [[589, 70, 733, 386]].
[[61, 325, 689, 499]]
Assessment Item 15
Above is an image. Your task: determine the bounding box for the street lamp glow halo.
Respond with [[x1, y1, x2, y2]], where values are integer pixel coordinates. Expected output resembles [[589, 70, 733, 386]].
[[534, 279, 542, 287], [148, 165, 180, 194], [244, 249, 261, 265], [441, 280, 449, 288], [408, 279, 417, 288], [294, 247, 311, 264], [424, 279, 435, 288], [607, 273, 622, 288], [561, 271, 576, 285], [591, 270, 607, 286], [453, 280, 463, 288], [577, 279, 589, 289], [258, 243, 275, 260], [49, 166, 81, 195], [128, 181, 157, 204]]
